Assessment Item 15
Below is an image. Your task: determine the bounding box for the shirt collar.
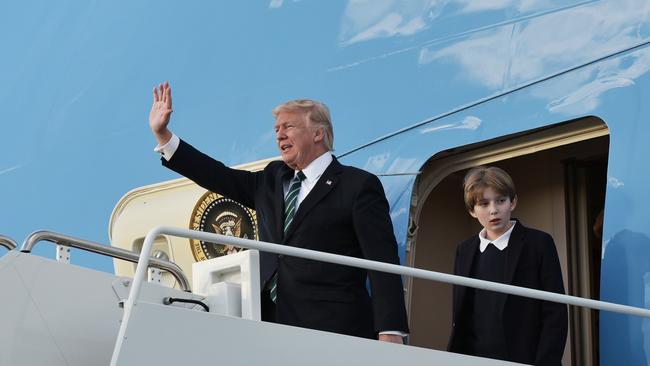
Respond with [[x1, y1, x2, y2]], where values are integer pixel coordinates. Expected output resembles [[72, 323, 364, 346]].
[[478, 220, 517, 253], [297, 151, 332, 183]]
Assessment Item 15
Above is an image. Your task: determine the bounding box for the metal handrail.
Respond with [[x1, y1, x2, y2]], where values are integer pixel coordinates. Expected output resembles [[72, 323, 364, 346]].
[[0, 235, 17, 251], [127, 226, 650, 319], [21, 230, 190, 292], [112, 225, 650, 365]]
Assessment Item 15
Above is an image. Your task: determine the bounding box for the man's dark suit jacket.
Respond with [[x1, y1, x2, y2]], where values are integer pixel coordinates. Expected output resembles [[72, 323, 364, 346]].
[[448, 221, 568, 366], [163, 140, 409, 338]]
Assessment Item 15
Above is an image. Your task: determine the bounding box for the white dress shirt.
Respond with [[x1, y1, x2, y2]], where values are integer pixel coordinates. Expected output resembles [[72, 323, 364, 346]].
[[477, 221, 517, 252], [154, 133, 180, 161], [284, 151, 332, 209]]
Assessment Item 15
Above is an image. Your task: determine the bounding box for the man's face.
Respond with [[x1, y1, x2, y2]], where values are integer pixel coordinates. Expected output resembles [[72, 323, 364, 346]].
[[469, 187, 517, 240], [274, 110, 323, 170]]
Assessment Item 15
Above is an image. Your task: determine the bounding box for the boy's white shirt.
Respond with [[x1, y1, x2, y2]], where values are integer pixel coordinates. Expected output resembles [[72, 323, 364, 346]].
[[478, 221, 517, 253]]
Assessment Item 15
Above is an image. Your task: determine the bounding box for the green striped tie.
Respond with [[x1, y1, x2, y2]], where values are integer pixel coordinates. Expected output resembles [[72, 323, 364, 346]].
[[270, 171, 306, 303]]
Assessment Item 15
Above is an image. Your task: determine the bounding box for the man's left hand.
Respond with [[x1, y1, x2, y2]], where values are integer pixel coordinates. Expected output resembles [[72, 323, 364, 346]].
[[378, 334, 403, 344]]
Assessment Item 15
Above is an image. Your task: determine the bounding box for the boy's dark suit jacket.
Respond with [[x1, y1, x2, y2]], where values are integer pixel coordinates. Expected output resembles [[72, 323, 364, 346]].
[[448, 221, 568, 366], [163, 140, 409, 338]]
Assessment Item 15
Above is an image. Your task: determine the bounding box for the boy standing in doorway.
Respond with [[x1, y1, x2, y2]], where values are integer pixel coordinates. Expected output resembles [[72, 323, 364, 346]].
[[448, 166, 568, 366]]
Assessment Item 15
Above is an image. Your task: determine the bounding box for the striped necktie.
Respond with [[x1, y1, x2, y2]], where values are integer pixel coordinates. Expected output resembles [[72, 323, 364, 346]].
[[270, 171, 306, 303]]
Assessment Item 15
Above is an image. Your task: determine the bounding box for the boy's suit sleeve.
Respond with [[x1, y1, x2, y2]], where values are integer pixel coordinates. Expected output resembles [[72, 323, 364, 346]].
[[535, 233, 569, 366]]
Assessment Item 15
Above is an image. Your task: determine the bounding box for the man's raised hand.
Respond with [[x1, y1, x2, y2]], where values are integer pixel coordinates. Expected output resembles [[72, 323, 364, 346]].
[[149, 81, 174, 145]]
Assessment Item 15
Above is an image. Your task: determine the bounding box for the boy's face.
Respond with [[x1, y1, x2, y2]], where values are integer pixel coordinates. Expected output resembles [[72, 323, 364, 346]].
[[469, 187, 517, 241]]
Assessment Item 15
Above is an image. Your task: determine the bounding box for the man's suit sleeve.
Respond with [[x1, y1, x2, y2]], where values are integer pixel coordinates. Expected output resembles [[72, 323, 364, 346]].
[[535, 234, 569, 365], [162, 139, 261, 209], [352, 173, 409, 333]]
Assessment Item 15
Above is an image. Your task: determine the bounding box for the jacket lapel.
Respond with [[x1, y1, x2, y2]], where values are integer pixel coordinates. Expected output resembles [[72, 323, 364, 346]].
[[455, 237, 479, 318], [458, 238, 478, 279], [504, 219, 526, 286], [456, 222, 525, 319], [283, 158, 342, 241], [276, 164, 294, 242], [489, 220, 526, 316]]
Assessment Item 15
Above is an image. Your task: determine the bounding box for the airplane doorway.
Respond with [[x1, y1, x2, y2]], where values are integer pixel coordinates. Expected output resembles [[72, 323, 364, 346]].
[[405, 117, 608, 366], [565, 155, 607, 366]]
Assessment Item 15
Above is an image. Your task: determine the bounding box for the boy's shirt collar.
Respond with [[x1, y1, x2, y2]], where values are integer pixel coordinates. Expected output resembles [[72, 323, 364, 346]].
[[478, 221, 517, 253]]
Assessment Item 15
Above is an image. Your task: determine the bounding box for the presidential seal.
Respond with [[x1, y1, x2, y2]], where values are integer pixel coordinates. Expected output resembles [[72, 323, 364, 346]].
[[189, 192, 258, 261]]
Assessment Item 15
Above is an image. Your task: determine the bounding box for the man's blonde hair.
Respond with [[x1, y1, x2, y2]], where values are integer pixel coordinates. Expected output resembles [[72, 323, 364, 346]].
[[463, 166, 516, 212], [272, 99, 334, 151]]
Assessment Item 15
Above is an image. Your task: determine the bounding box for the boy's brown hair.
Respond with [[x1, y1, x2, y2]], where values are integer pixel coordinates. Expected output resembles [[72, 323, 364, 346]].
[[463, 166, 516, 212]]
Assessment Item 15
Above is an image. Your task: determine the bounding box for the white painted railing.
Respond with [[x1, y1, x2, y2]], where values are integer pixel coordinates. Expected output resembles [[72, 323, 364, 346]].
[[111, 225, 650, 365]]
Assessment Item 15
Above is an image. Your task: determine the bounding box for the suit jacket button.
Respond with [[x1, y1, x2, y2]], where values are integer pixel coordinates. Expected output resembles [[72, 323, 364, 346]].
[[278, 254, 284, 259]]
